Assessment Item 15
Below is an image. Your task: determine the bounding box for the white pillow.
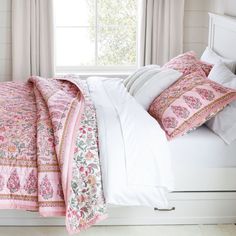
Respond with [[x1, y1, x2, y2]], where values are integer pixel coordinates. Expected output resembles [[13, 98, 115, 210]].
[[206, 63, 236, 144], [201, 47, 236, 73], [124, 65, 160, 90], [134, 69, 182, 110], [128, 67, 162, 96]]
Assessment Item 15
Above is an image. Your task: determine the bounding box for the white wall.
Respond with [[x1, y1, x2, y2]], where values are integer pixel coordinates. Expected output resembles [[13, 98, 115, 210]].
[[183, 0, 236, 57], [212, 0, 236, 16], [183, 0, 212, 57], [225, 0, 236, 16], [0, 0, 11, 82]]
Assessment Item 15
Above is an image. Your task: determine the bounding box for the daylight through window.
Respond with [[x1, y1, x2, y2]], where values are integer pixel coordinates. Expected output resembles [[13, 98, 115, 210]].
[[54, 0, 138, 73]]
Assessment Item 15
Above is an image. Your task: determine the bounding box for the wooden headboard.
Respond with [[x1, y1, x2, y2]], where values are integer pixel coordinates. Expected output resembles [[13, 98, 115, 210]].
[[209, 13, 236, 61]]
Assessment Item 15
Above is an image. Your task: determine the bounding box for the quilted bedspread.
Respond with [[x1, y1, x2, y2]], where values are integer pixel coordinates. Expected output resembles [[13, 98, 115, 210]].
[[0, 76, 106, 234]]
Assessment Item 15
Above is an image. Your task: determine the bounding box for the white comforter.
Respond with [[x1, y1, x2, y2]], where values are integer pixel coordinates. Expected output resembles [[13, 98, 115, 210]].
[[87, 77, 174, 208]]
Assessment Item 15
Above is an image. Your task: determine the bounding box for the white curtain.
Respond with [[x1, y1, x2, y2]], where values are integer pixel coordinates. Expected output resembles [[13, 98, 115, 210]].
[[139, 0, 185, 66], [12, 0, 54, 81]]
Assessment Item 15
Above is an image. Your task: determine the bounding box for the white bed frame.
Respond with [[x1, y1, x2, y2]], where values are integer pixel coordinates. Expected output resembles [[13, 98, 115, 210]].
[[1, 13, 236, 226]]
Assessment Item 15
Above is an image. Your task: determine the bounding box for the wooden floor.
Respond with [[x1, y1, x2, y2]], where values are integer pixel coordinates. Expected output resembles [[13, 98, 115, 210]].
[[0, 225, 236, 236]]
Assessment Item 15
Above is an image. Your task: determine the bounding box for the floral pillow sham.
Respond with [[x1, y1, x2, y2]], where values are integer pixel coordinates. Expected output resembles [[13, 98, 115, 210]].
[[162, 51, 213, 78], [148, 72, 236, 140]]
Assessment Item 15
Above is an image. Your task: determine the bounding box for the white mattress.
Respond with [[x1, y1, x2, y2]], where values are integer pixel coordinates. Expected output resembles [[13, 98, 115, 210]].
[[169, 125, 236, 168]]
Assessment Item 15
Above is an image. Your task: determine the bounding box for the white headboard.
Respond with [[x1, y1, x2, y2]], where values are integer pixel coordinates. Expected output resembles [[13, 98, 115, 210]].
[[209, 13, 236, 61]]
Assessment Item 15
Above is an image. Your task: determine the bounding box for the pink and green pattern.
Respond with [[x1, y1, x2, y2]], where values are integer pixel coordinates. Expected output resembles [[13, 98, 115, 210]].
[[0, 76, 106, 234], [162, 51, 213, 77], [149, 73, 236, 140]]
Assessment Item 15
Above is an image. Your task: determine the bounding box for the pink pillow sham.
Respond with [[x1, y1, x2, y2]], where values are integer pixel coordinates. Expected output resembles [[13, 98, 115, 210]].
[[162, 51, 213, 78], [148, 72, 236, 140]]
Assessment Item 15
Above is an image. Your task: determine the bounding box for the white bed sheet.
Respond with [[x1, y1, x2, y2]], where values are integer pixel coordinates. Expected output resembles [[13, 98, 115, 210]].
[[87, 77, 174, 208], [169, 125, 236, 168]]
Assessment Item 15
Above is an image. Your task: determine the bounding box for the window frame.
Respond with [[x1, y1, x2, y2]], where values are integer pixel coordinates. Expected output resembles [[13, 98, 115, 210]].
[[54, 0, 138, 74]]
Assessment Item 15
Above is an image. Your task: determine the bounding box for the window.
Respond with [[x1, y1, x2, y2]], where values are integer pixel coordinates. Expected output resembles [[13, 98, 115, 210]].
[[54, 0, 138, 73]]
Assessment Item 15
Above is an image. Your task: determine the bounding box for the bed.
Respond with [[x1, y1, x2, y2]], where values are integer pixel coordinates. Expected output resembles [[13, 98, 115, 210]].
[[1, 13, 236, 228], [171, 125, 236, 191]]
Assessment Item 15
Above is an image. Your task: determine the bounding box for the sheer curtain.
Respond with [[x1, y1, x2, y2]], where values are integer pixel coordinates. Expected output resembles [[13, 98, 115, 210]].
[[139, 0, 185, 66], [12, 0, 54, 81]]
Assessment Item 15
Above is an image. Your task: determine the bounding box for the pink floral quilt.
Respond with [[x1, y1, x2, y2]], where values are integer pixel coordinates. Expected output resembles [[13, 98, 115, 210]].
[[0, 76, 106, 234]]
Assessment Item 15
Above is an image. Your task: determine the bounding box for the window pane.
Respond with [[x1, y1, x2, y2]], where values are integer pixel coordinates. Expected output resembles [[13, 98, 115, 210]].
[[54, 0, 138, 70], [97, 26, 137, 66], [54, 0, 95, 26], [97, 0, 137, 27], [56, 28, 95, 66]]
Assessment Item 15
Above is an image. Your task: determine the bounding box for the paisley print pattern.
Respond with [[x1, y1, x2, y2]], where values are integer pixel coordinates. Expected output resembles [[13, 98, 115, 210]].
[[163, 51, 212, 77], [0, 76, 106, 234], [39, 175, 54, 200], [196, 88, 215, 101], [7, 169, 20, 193], [0, 175, 4, 191], [24, 170, 37, 194], [0, 81, 38, 210], [149, 73, 236, 140], [57, 183, 64, 199], [183, 95, 202, 109], [210, 83, 229, 94], [163, 117, 178, 129], [171, 105, 190, 119]]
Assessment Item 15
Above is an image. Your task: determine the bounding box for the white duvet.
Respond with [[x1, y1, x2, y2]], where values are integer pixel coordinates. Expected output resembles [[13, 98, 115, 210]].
[[87, 77, 174, 208]]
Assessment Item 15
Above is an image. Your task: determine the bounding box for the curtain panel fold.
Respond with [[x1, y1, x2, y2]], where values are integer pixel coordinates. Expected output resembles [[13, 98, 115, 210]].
[[139, 0, 185, 66], [12, 0, 54, 81]]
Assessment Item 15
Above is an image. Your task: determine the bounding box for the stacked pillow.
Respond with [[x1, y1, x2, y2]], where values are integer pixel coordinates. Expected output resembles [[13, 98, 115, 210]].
[[124, 66, 182, 110], [148, 71, 236, 140], [125, 65, 161, 96], [201, 47, 236, 73], [206, 63, 236, 144], [200, 47, 236, 144], [162, 51, 213, 78], [124, 51, 236, 142]]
